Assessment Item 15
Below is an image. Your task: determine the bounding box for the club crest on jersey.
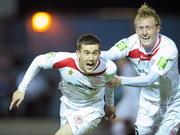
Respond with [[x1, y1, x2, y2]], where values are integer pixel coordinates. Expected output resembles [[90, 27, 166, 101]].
[[157, 57, 168, 70], [116, 41, 128, 51], [73, 114, 84, 124], [68, 69, 74, 75]]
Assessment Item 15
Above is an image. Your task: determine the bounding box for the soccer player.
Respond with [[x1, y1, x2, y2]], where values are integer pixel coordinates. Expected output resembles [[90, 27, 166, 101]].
[[9, 34, 117, 135], [101, 3, 180, 135]]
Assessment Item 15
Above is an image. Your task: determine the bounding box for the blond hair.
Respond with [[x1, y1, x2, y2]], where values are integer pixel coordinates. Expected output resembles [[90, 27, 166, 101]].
[[134, 3, 161, 27]]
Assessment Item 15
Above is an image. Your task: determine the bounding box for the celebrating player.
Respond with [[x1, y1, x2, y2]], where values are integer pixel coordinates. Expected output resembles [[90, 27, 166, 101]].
[[102, 3, 180, 135], [9, 34, 117, 135]]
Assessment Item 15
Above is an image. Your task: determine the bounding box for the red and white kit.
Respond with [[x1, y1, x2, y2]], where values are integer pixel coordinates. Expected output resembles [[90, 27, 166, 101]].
[[18, 52, 117, 135], [102, 33, 180, 135]]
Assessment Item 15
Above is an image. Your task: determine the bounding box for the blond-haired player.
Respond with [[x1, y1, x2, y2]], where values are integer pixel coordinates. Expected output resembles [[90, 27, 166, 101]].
[[102, 4, 180, 135]]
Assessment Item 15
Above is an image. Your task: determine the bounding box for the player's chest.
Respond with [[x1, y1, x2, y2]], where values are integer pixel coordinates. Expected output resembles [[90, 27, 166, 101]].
[[59, 68, 106, 86], [129, 55, 158, 75], [128, 46, 159, 73]]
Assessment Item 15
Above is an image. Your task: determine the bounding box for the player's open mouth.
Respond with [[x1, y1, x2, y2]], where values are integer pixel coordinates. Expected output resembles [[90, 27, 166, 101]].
[[142, 36, 150, 40], [87, 63, 95, 68]]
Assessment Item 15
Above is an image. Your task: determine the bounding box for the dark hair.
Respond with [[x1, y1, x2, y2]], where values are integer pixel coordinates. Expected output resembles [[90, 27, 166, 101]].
[[76, 34, 100, 50]]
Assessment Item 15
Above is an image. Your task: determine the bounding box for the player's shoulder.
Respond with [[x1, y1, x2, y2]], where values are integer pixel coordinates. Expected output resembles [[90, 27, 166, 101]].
[[99, 57, 117, 72], [128, 34, 139, 45], [52, 51, 76, 57], [160, 34, 178, 55], [114, 34, 138, 49], [161, 34, 176, 47], [100, 57, 115, 64], [128, 34, 138, 40], [42, 51, 76, 59]]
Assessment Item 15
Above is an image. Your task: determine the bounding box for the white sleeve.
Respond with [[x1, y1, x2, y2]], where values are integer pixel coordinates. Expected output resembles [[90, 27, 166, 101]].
[[18, 54, 53, 93], [105, 86, 114, 106], [151, 48, 178, 76], [121, 70, 160, 87], [101, 47, 123, 61], [104, 60, 117, 106], [101, 38, 129, 61]]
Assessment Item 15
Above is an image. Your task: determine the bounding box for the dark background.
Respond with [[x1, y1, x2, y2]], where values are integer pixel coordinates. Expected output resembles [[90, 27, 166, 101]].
[[18, 0, 180, 14]]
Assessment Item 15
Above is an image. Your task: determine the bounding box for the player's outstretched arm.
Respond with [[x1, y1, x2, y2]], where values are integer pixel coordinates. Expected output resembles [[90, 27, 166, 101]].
[[9, 90, 25, 110]]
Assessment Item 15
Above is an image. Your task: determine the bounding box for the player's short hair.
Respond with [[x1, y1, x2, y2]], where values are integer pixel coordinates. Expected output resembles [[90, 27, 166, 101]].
[[76, 34, 100, 51], [134, 3, 161, 28]]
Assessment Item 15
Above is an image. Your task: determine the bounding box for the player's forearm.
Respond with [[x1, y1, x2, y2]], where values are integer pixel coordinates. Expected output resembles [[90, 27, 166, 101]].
[[105, 86, 114, 106], [121, 71, 160, 87], [101, 49, 123, 61], [18, 56, 43, 93]]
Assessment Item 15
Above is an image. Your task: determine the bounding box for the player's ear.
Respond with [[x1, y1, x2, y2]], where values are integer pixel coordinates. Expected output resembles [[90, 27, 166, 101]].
[[76, 50, 80, 54], [157, 25, 160, 32], [76, 50, 80, 58]]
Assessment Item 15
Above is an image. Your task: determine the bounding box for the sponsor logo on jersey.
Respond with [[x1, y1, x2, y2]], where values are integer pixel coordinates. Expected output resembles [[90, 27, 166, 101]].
[[67, 81, 96, 91], [157, 57, 168, 70], [116, 41, 128, 51]]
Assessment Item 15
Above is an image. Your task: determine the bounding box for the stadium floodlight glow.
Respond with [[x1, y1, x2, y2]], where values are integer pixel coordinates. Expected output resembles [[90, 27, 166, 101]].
[[31, 12, 52, 32]]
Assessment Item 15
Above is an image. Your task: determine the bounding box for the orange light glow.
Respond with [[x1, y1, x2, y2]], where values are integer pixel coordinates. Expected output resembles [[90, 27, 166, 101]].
[[31, 12, 52, 32]]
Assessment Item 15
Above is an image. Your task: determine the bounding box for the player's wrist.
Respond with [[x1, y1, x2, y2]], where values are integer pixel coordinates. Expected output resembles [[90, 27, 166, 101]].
[[17, 89, 26, 94]]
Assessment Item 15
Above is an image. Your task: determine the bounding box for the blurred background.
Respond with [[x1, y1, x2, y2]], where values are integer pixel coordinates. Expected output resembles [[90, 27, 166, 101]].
[[0, 0, 180, 135]]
